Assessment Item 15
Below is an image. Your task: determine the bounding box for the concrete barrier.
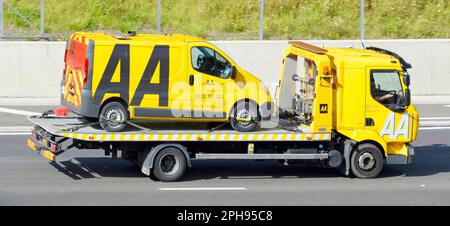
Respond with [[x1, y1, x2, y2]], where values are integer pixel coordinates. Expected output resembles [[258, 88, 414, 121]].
[[0, 39, 449, 98]]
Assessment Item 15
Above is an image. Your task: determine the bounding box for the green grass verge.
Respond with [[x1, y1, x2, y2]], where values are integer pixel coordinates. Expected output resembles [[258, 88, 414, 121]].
[[2, 0, 449, 40]]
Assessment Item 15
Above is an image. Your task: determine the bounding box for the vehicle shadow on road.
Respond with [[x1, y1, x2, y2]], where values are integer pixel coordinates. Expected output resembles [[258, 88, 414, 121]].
[[49, 158, 343, 181], [49, 158, 144, 180], [48, 144, 450, 181], [183, 160, 342, 181], [380, 144, 450, 178]]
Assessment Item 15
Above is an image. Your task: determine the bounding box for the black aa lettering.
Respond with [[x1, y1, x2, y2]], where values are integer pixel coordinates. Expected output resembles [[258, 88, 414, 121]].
[[131, 45, 169, 107], [93, 44, 130, 105]]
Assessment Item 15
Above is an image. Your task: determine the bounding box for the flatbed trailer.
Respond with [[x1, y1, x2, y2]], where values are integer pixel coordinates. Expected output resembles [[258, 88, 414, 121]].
[[27, 115, 352, 182]]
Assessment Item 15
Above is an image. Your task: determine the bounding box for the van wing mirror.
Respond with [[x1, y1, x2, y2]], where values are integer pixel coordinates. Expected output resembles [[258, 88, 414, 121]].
[[230, 66, 237, 80], [292, 74, 301, 81]]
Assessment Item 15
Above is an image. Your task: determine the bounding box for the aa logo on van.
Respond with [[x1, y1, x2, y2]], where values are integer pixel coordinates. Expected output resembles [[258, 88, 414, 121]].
[[93, 44, 169, 107], [380, 113, 409, 139]]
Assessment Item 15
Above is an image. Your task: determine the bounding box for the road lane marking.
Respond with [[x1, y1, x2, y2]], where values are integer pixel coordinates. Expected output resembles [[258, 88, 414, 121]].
[[0, 107, 40, 116], [0, 126, 33, 132], [444, 105, 450, 108], [420, 121, 450, 127], [419, 127, 450, 130], [0, 132, 30, 136], [159, 187, 248, 191], [421, 117, 450, 120]]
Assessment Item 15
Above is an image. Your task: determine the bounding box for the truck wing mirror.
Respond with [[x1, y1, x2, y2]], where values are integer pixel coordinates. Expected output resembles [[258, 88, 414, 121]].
[[404, 88, 411, 106], [403, 72, 410, 86], [292, 74, 301, 81]]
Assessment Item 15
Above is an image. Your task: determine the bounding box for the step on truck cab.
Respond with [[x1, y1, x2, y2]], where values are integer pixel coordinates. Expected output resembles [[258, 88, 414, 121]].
[[61, 32, 273, 132], [27, 41, 418, 181]]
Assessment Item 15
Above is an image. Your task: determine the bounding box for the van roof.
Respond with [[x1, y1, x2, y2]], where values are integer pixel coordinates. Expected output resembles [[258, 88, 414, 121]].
[[72, 32, 206, 43]]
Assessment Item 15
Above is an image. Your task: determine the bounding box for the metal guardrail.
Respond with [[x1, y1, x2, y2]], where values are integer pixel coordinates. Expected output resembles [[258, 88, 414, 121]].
[[0, 0, 46, 40]]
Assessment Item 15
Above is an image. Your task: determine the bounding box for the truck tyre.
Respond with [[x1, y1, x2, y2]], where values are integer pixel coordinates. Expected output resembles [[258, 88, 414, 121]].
[[99, 101, 128, 132], [230, 101, 258, 132], [152, 147, 187, 182], [350, 143, 384, 179]]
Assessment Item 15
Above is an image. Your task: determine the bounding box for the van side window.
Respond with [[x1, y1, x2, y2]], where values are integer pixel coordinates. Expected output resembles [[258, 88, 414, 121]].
[[191, 47, 233, 79]]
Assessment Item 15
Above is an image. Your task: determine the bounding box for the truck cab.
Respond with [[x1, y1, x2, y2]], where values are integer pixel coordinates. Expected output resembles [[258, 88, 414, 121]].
[[277, 41, 419, 177]]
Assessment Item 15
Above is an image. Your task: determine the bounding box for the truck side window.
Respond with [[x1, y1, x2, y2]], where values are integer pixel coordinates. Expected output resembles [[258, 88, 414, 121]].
[[370, 70, 404, 106], [191, 47, 233, 79]]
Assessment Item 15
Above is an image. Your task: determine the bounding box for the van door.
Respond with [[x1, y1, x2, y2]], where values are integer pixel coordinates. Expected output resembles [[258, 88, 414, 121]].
[[187, 44, 231, 119], [365, 68, 410, 143], [64, 35, 88, 109]]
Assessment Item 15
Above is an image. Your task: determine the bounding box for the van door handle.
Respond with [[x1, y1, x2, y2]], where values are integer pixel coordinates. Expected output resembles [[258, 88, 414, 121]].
[[189, 75, 194, 86]]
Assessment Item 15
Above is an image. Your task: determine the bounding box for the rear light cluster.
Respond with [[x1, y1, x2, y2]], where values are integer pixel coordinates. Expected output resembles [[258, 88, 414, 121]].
[[32, 130, 59, 152], [63, 49, 68, 76], [84, 58, 89, 84], [50, 143, 58, 151]]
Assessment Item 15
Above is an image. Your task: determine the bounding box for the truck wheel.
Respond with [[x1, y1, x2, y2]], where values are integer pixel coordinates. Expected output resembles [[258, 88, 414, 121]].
[[152, 147, 187, 182], [230, 101, 258, 132], [350, 143, 384, 179], [100, 101, 128, 132]]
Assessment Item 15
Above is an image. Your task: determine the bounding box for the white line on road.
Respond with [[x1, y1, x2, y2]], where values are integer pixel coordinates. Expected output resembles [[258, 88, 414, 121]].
[[0, 107, 40, 116], [0, 132, 31, 136], [159, 187, 248, 191], [444, 105, 450, 108], [421, 117, 450, 120], [419, 127, 450, 130], [0, 126, 33, 132]]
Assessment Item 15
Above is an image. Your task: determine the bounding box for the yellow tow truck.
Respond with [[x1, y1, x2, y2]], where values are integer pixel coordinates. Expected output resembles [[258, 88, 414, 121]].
[[27, 39, 418, 181]]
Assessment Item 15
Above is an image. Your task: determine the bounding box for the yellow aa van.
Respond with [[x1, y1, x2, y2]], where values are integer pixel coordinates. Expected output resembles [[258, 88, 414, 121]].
[[61, 32, 273, 132]]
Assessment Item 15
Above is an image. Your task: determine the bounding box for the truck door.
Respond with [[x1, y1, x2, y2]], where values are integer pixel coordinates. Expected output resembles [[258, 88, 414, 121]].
[[187, 44, 230, 119], [365, 68, 410, 143]]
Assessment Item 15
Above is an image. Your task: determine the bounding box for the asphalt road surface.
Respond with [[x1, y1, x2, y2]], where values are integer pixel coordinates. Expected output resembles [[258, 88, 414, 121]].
[[0, 105, 450, 205]]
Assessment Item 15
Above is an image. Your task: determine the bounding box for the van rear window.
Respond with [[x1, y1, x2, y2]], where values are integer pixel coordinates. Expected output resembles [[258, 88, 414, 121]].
[[67, 38, 87, 69]]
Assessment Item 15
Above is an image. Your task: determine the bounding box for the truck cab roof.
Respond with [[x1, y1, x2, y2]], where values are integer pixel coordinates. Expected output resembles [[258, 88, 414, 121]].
[[287, 41, 405, 70], [325, 48, 402, 69]]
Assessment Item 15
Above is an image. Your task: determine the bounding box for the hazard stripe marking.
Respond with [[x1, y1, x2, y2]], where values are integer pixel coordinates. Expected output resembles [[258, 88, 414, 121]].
[[58, 132, 332, 142]]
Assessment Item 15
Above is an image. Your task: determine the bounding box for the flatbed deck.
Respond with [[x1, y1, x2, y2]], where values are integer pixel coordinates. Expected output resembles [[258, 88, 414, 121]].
[[29, 116, 331, 142]]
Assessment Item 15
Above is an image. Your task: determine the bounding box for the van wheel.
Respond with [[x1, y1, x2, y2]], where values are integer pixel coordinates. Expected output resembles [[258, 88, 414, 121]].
[[350, 143, 384, 179], [230, 101, 258, 132], [100, 101, 128, 132], [152, 147, 187, 182]]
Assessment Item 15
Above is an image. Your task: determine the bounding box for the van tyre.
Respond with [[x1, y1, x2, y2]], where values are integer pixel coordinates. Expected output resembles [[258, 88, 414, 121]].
[[152, 147, 187, 182], [350, 143, 384, 179], [100, 101, 128, 132], [230, 101, 258, 132]]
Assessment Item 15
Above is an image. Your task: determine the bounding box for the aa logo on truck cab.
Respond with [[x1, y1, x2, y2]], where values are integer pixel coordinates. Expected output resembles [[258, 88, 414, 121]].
[[380, 113, 409, 139], [93, 44, 169, 107], [320, 104, 328, 114]]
